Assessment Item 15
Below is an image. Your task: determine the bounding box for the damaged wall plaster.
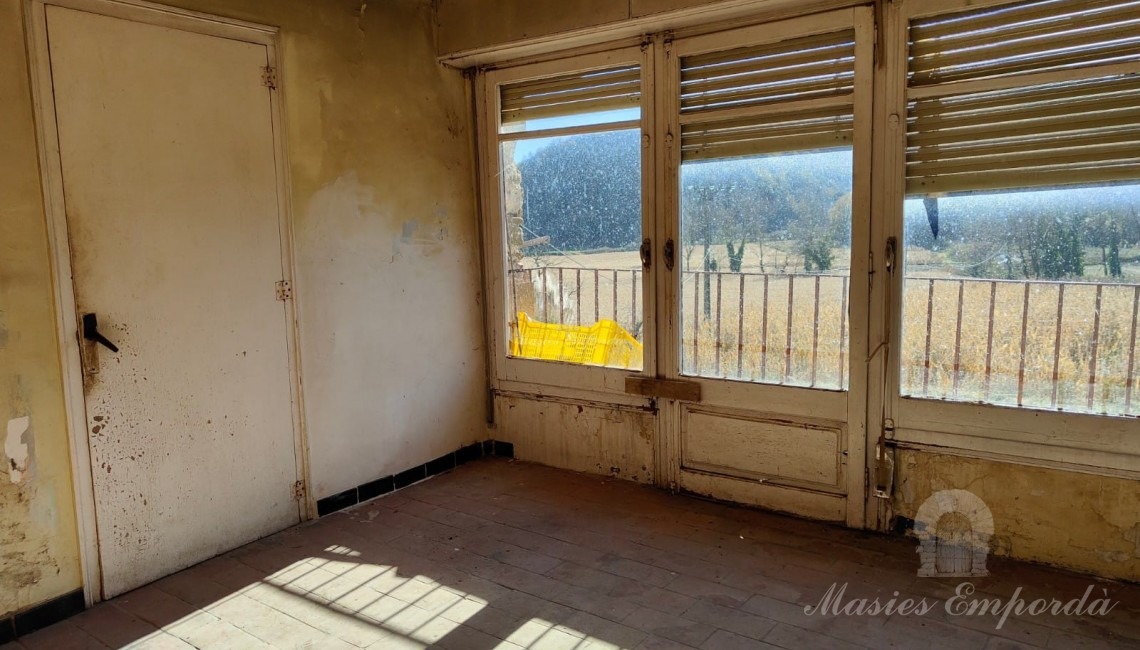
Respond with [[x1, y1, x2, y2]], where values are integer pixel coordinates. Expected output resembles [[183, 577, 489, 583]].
[[893, 449, 1140, 582], [1, 0, 84, 618], [6, 416, 31, 483]]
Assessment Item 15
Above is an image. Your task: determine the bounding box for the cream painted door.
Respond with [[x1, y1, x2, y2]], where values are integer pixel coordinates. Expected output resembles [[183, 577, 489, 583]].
[[659, 8, 875, 525], [46, 6, 301, 597]]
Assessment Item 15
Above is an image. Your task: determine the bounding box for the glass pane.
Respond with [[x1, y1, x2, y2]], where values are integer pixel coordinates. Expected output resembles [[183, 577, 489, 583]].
[[679, 149, 853, 389], [502, 108, 640, 134], [501, 130, 644, 370], [901, 184, 1140, 416]]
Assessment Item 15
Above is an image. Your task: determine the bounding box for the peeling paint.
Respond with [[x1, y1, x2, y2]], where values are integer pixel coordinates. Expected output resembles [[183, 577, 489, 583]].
[[5, 415, 30, 484]]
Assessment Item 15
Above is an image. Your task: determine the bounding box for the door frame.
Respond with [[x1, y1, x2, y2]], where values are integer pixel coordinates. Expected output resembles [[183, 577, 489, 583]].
[[657, 6, 876, 527], [24, 0, 311, 605]]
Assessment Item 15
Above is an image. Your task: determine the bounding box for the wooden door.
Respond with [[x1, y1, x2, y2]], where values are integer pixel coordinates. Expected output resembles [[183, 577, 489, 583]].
[[46, 4, 301, 597]]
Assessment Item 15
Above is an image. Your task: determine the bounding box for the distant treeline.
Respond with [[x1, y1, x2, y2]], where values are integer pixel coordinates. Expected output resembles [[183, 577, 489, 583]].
[[517, 131, 1140, 280]]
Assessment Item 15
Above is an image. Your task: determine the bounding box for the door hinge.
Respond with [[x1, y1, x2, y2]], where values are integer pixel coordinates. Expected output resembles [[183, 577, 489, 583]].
[[292, 480, 306, 501], [276, 280, 292, 301], [261, 65, 278, 89], [883, 417, 896, 440]]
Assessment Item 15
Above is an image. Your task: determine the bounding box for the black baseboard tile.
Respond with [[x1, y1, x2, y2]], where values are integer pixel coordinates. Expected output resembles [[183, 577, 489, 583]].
[[456, 442, 484, 465], [3, 588, 85, 640], [426, 452, 456, 477], [316, 440, 507, 517], [316, 487, 359, 517], [358, 476, 395, 502], [393, 465, 427, 490], [492, 440, 515, 458]]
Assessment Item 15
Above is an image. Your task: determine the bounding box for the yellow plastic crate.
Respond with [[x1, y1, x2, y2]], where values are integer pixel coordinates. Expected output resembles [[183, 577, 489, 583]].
[[510, 312, 643, 370]]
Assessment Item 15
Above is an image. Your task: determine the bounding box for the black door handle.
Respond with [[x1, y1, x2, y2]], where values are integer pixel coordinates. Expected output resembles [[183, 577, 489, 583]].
[[82, 313, 119, 353]]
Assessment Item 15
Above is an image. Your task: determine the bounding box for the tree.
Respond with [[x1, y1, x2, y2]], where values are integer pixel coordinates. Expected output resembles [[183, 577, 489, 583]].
[[1108, 222, 1123, 278], [1007, 212, 1084, 280]]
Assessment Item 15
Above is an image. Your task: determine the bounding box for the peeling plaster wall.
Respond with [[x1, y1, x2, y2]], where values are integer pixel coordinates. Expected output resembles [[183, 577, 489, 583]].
[[894, 450, 1140, 582], [0, 0, 83, 616], [1, 0, 485, 618]]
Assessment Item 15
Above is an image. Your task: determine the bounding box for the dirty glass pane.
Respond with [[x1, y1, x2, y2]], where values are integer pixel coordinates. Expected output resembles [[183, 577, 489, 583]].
[[501, 129, 644, 370], [679, 149, 853, 389], [900, 184, 1140, 416], [502, 108, 640, 134]]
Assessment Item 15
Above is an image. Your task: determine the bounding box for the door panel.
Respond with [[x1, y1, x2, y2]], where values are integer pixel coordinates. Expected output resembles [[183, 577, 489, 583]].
[[662, 8, 874, 524], [681, 406, 845, 490], [46, 6, 300, 597]]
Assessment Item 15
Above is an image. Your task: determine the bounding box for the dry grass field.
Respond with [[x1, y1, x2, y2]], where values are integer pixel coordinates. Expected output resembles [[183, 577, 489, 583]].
[[510, 245, 1140, 416]]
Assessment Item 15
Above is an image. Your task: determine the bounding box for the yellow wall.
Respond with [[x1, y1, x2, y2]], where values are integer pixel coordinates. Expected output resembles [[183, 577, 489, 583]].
[[434, 0, 829, 55], [1, 0, 485, 618], [894, 450, 1140, 581], [0, 0, 83, 617]]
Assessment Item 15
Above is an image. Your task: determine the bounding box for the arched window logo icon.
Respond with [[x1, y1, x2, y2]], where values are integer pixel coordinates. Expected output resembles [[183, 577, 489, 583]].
[[914, 489, 994, 578]]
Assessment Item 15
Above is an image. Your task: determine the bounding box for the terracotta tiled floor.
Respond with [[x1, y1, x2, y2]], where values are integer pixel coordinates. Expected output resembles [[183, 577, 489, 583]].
[[5, 458, 1139, 649]]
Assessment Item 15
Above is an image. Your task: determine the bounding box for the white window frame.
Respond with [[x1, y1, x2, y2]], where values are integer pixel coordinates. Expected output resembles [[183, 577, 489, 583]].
[[877, 0, 1140, 476], [476, 46, 657, 397]]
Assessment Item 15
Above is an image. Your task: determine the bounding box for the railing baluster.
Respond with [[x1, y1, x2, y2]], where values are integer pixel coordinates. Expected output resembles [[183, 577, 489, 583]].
[[737, 274, 745, 379], [541, 268, 549, 323], [557, 268, 565, 324], [594, 269, 600, 324], [1125, 286, 1139, 415], [922, 278, 935, 396], [761, 275, 770, 382], [810, 276, 820, 387], [715, 273, 723, 376], [693, 272, 701, 373], [1050, 284, 1066, 408], [576, 269, 582, 326], [632, 270, 638, 332], [838, 276, 848, 390], [784, 276, 794, 384], [1087, 284, 1103, 411], [983, 281, 997, 401], [612, 269, 618, 323], [952, 280, 964, 398], [1016, 283, 1031, 407], [510, 268, 519, 322]]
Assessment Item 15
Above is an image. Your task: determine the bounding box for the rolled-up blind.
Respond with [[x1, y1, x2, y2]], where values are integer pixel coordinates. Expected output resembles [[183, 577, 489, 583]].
[[680, 30, 856, 161], [906, 0, 1140, 194], [500, 65, 640, 127]]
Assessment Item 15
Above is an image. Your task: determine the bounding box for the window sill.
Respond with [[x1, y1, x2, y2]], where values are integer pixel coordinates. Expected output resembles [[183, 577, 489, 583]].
[[893, 397, 1140, 478]]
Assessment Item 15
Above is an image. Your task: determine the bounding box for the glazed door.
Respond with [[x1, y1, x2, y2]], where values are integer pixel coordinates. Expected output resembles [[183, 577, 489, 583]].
[[658, 7, 875, 524]]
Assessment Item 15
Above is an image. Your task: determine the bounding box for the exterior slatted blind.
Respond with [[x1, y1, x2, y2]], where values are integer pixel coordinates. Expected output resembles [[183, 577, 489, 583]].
[[680, 30, 856, 161], [907, 0, 1140, 194], [500, 65, 640, 126]]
